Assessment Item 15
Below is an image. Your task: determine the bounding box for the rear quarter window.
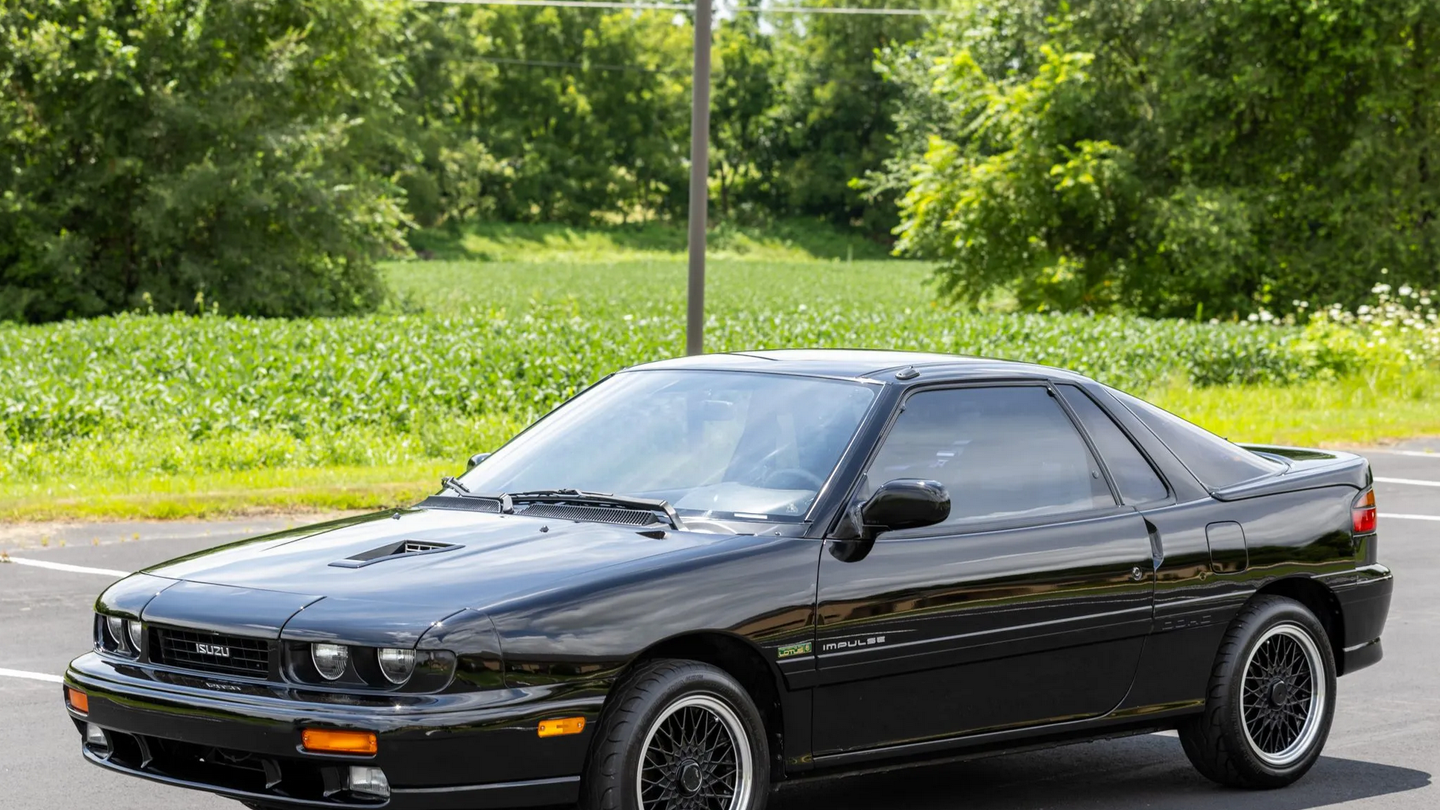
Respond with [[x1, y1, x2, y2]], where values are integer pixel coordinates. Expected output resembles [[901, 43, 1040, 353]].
[[1110, 390, 1284, 490], [1056, 385, 1169, 505]]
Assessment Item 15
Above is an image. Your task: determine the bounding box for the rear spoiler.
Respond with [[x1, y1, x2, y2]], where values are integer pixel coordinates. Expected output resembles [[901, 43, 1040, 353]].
[[1210, 446, 1372, 502]]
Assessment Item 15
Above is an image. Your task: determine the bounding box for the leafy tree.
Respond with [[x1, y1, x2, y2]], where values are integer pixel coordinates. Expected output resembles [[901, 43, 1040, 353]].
[[393, 5, 692, 226], [0, 0, 411, 323], [877, 0, 1440, 317], [770, 1, 933, 234], [389, 3, 508, 229], [711, 9, 779, 218]]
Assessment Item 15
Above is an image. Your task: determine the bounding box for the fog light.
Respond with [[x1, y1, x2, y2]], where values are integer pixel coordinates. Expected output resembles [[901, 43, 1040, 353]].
[[84, 723, 109, 753], [348, 766, 390, 798]]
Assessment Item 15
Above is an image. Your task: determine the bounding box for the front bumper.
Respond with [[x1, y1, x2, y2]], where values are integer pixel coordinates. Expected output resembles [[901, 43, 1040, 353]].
[[65, 653, 602, 808]]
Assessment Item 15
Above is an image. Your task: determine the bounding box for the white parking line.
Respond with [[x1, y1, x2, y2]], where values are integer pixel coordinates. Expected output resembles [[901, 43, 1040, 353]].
[[1, 557, 129, 578], [0, 667, 63, 684], [1388, 514, 1440, 523], [1375, 476, 1440, 488], [1372, 450, 1440, 459]]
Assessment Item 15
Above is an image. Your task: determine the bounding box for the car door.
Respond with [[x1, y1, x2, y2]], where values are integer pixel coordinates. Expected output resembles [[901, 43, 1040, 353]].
[[811, 382, 1157, 756]]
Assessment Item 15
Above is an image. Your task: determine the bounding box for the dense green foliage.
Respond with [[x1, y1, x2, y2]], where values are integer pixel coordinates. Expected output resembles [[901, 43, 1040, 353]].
[[875, 0, 1440, 318], [393, 0, 921, 230], [394, 4, 692, 226], [0, 0, 410, 323], [0, 1, 917, 323], [7, 0, 1440, 327]]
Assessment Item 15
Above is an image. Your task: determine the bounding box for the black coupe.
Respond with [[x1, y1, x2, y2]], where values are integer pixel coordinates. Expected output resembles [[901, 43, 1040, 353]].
[[65, 350, 1393, 810]]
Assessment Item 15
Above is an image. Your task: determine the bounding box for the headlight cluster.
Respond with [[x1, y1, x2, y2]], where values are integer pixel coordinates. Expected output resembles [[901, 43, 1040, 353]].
[[93, 610, 454, 692], [292, 642, 447, 690], [96, 614, 144, 658], [310, 643, 414, 683]]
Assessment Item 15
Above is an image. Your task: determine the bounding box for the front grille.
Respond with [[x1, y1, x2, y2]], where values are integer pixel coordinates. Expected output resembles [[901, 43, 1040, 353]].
[[151, 627, 273, 678], [518, 503, 659, 526], [99, 733, 371, 806]]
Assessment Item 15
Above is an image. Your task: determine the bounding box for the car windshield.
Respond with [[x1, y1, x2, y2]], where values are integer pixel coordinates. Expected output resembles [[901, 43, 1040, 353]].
[[458, 370, 877, 523]]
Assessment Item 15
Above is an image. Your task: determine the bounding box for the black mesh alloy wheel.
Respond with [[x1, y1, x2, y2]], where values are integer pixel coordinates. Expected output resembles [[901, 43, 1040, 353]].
[[1180, 595, 1338, 788], [638, 694, 748, 809], [582, 660, 770, 810], [1241, 624, 1326, 765]]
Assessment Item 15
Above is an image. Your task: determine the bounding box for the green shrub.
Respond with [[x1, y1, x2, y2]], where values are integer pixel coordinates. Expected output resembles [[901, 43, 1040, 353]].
[[0, 0, 410, 323]]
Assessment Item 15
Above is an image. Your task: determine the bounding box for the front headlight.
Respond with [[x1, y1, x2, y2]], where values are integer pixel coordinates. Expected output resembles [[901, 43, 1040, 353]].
[[97, 614, 140, 658], [105, 615, 125, 645], [311, 643, 350, 681], [104, 615, 131, 654], [377, 648, 416, 684]]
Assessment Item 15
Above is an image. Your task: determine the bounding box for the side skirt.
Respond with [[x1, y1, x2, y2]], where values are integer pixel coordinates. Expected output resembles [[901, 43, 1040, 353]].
[[785, 706, 1199, 783]]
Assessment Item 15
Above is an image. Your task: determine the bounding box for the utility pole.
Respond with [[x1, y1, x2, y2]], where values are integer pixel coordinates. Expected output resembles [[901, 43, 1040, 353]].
[[685, 0, 712, 356]]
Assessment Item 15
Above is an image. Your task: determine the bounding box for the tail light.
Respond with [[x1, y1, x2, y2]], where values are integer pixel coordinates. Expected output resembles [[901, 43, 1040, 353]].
[[1352, 488, 1377, 534]]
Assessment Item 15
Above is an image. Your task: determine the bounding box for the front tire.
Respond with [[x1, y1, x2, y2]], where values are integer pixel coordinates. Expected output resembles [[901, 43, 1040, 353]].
[[582, 659, 770, 810], [1179, 595, 1337, 789]]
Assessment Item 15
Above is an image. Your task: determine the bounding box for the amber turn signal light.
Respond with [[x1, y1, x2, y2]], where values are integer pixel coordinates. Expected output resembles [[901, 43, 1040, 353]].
[[538, 717, 586, 738], [301, 728, 378, 755], [67, 688, 89, 714]]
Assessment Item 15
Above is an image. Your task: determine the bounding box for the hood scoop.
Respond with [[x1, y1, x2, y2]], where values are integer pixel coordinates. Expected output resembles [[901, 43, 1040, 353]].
[[330, 539, 460, 569]]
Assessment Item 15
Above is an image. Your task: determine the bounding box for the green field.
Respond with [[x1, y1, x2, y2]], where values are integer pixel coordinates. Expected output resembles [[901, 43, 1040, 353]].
[[3, 223, 1437, 522]]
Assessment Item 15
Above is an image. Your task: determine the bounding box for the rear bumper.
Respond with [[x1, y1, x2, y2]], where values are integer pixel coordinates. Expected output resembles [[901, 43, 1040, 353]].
[[1328, 564, 1393, 676], [65, 652, 599, 809]]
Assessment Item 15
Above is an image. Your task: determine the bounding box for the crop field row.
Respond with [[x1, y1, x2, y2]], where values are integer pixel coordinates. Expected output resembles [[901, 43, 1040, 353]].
[[4, 260, 1344, 443], [2, 251, 1436, 519]]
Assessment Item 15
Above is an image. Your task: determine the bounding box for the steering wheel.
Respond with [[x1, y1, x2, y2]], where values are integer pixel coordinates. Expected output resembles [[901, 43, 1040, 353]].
[[760, 467, 826, 491]]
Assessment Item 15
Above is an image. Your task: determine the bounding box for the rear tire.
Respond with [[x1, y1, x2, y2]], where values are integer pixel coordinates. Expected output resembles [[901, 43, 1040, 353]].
[[1179, 595, 1337, 789], [581, 659, 770, 810]]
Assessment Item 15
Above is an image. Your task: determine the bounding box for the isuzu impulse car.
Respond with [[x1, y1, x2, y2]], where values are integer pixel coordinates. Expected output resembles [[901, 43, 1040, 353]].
[[64, 351, 1393, 810]]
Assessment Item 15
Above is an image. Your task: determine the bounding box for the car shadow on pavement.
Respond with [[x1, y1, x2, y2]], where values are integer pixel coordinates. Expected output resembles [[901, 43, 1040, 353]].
[[772, 734, 1431, 810]]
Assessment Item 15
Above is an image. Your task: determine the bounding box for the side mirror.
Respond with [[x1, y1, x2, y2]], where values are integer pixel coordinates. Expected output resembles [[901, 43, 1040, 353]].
[[467, 452, 491, 471], [860, 479, 950, 533], [828, 479, 950, 563]]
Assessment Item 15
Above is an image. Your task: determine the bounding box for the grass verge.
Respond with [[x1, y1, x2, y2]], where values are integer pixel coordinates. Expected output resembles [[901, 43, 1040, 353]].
[[1150, 366, 1440, 448], [405, 218, 896, 263], [0, 463, 451, 523]]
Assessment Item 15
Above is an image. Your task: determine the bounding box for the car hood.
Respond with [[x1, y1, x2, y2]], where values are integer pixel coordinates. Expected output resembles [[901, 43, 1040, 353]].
[[142, 506, 726, 613]]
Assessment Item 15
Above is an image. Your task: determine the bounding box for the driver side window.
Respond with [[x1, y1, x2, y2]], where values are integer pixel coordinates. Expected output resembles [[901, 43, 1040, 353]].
[[866, 386, 1115, 526]]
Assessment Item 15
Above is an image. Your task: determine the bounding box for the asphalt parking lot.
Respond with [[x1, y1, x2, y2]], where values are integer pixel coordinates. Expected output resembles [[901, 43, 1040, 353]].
[[2, 448, 1437, 810]]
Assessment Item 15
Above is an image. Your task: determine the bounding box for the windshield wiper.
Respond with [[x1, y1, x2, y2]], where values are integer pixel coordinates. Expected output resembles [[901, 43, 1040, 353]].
[[437, 478, 515, 511], [505, 489, 684, 530], [439, 476, 470, 496]]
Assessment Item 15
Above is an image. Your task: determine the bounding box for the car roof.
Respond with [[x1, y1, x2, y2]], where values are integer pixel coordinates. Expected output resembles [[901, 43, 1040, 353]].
[[630, 349, 1094, 385]]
